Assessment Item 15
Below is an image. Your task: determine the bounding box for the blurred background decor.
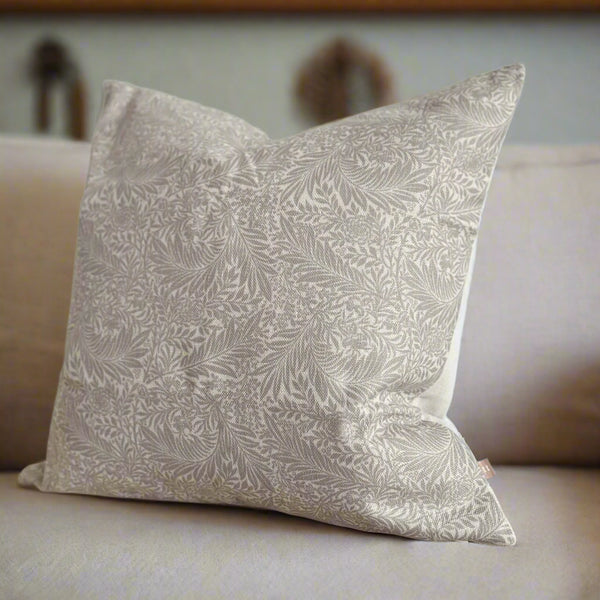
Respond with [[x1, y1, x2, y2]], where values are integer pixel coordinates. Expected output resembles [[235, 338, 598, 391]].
[[296, 37, 395, 125], [30, 37, 86, 140], [0, 1, 599, 142]]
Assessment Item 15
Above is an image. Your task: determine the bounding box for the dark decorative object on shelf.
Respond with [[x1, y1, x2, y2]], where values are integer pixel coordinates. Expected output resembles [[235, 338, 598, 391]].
[[30, 38, 86, 140], [296, 37, 396, 124]]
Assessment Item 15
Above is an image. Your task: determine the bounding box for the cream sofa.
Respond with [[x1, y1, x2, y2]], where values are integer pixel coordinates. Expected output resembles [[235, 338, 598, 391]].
[[1, 136, 599, 599]]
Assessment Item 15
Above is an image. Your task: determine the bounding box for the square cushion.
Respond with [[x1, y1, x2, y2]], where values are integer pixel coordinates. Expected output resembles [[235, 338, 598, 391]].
[[20, 65, 525, 544]]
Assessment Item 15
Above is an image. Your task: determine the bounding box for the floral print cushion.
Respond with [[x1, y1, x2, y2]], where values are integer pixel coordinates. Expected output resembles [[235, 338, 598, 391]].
[[20, 64, 525, 544]]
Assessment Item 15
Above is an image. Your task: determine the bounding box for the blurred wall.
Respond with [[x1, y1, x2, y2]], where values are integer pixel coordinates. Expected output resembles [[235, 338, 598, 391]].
[[0, 13, 599, 142]]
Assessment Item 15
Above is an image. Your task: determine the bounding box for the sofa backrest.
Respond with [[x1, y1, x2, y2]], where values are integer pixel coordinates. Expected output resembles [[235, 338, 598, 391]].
[[1, 137, 598, 469], [453, 145, 600, 465], [0, 137, 88, 469]]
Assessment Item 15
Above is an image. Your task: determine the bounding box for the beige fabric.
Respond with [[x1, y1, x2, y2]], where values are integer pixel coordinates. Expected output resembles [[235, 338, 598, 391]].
[[454, 145, 600, 465], [2, 467, 599, 599], [0, 137, 89, 469], [23, 66, 525, 544]]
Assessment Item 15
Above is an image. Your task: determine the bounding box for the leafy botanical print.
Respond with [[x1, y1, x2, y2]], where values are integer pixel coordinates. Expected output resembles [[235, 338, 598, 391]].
[[21, 65, 524, 545]]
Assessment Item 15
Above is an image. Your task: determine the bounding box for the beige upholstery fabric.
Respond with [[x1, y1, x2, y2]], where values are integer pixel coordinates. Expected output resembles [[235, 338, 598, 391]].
[[0, 137, 89, 470], [1, 467, 599, 599], [454, 145, 600, 465]]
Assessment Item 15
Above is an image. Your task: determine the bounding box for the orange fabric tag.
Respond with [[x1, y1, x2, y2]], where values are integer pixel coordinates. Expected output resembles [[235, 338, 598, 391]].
[[478, 458, 496, 479]]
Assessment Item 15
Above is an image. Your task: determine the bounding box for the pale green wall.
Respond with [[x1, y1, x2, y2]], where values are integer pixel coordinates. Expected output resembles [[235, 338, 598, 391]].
[[0, 14, 599, 142]]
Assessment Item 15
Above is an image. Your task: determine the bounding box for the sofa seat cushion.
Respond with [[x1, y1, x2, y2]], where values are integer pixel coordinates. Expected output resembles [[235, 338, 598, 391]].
[[1, 467, 598, 600]]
